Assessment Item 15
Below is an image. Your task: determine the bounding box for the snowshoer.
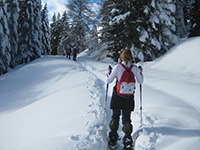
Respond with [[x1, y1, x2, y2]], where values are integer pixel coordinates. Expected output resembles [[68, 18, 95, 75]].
[[106, 49, 143, 149], [66, 47, 71, 59], [72, 48, 78, 61]]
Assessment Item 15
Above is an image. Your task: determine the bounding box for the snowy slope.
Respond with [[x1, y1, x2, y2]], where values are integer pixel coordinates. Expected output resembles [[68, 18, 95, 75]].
[[0, 37, 200, 150], [136, 37, 200, 150], [0, 56, 107, 150]]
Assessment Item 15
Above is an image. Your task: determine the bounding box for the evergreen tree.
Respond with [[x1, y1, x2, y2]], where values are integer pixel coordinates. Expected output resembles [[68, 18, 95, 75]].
[[0, 0, 11, 75], [100, 0, 151, 61], [18, 0, 42, 64], [18, 0, 27, 63], [175, 0, 187, 38], [50, 13, 63, 55], [88, 23, 98, 51], [6, 0, 18, 68], [136, 0, 180, 61], [184, 0, 195, 33], [50, 13, 57, 55], [158, 0, 179, 50], [127, 0, 153, 61], [66, 0, 94, 52], [57, 11, 70, 55], [41, 3, 51, 55], [189, 0, 200, 37], [130, 0, 180, 61], [32, 0, 42, 57], [100, 0, 182, 62], [141, 0, 167, 61], [99, 0, 121, 61]]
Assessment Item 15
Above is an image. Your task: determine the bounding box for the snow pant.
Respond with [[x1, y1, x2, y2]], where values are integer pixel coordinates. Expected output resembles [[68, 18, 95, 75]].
[[66, 53, 71, 59], [111, 109, 132, 124], [109, 109, 133, 143], [73, 54, 77, 61]]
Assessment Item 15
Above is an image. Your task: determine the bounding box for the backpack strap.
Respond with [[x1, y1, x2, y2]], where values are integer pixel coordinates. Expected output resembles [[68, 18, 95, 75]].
[[120, 63, 134, 83], [120, 63, 133, 71]]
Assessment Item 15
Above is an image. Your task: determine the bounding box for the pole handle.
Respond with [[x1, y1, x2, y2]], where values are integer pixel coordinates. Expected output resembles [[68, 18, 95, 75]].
[[140, 84, 143, 127]]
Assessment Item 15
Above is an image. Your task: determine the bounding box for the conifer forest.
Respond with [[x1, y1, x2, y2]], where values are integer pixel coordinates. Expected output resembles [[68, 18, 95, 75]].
[[0, 0, 200, 75]]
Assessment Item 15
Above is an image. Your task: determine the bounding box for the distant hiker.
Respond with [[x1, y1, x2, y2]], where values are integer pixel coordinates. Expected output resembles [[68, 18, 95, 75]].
[[72, 48, 78, 61], [66, 47, 71, 59], [106, 49, 143, 149]]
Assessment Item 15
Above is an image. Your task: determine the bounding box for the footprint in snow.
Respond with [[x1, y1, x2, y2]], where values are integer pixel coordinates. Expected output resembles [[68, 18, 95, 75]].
[[71, 135, 81, 141]]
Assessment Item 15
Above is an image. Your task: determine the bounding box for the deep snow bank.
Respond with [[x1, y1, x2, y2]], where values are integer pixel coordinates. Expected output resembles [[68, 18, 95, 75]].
[[140, 37, 200, 150], [151, 37, 200, 76]]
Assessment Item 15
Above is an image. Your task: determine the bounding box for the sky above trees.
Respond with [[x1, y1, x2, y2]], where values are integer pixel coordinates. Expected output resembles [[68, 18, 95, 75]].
[[41, 0, 101, 21], [41, 0, 67, 20]]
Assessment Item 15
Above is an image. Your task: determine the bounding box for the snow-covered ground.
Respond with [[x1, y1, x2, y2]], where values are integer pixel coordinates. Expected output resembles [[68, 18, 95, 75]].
[[0, 37, 200, 150]]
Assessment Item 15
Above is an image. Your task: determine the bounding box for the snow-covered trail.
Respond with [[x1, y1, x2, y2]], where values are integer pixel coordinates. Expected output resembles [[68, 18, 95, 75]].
[[76, 55, 124, 150]]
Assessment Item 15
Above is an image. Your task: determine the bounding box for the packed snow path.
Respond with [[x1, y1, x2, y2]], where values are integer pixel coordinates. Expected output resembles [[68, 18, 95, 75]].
[[0, 37, 200, 150]]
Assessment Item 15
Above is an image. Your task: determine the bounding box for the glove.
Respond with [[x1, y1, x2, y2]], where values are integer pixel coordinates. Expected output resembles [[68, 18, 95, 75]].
[[106, 65, 112, 77], [138, 66, 143, 72]]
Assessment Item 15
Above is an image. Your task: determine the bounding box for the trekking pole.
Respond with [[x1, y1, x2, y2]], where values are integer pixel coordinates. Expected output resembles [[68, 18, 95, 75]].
[[103, 66, 112, 125], [139, 84, 143, 127], [103, 83, 109, 124]]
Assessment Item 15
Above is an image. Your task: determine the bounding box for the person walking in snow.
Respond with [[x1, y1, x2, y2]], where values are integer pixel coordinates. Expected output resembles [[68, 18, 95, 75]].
[[106, 49, 143, 149], [72, 48, 78, 61], [66, 47, 72, 59]]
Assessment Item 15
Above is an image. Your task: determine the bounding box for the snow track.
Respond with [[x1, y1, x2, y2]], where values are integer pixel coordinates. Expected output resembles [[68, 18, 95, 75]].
[[77, 58, 125, 150], [72, 60, 108, 150]]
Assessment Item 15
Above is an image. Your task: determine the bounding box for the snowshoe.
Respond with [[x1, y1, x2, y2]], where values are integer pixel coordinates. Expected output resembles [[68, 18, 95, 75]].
[[123, 145, 134, 150], [108, 140, 118, 150], [108, 132, 119, 150], [123, 136, 134, 150]]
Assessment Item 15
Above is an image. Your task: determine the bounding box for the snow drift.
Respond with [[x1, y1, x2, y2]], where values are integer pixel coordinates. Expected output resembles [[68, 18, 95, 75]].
[[151, 37, 200, 75]]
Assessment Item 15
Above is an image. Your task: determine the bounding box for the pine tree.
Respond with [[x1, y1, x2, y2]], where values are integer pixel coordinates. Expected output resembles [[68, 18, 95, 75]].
[[100, 0, 151, 61], [189, 0, 200, 37], [175, 0, 187, 38], [99, 0, 121, 61], [99, 0, 113, 47], [6, 0, 18, 68], [127, 0, 153, 61], [184, 0, 195, 33], [41, 3, 51, 55], [0, 0, 11, 75], [88, 23, 98, 51], [66, 0, 94, 52], [138, 0, 164, 61], [50, 13, 57, 55], [159, 0, 179, 51], [100, 0, 186, 62], [18, 0, 42, 64], [50, 13, 63, 55], [130, 0, 180, 61], [57, 11, 70, 55], [32, 0, 42, 57], [18, 0, 28, 63]]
